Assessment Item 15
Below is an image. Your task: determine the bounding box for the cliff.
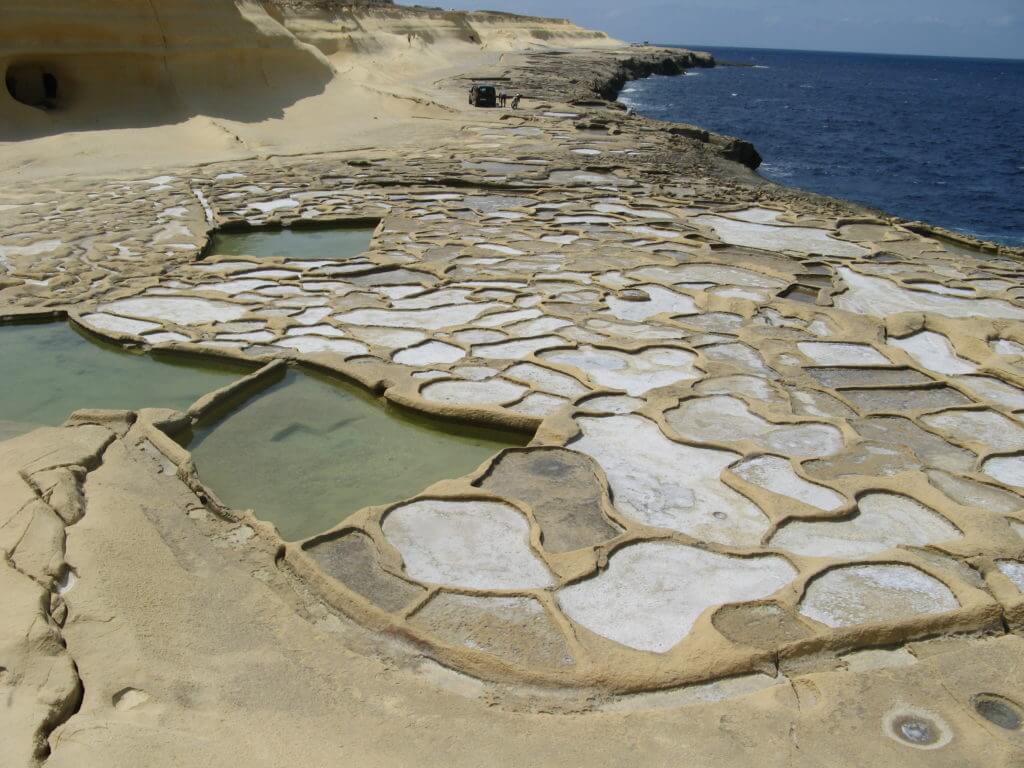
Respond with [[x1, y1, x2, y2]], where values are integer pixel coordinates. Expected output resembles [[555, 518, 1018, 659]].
[[0, 1, 744, 178], [0, 0, 615, 140], [267, 3, 615, 55], [0, 0, 337, 137]]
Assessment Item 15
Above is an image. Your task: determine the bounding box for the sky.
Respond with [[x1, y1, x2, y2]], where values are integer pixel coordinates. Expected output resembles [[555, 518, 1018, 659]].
[[399, 0, 1023, 59]]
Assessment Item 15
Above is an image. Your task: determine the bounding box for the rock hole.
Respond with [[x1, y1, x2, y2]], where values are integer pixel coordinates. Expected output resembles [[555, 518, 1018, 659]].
[[894, 716, 938, 745], [5, 63, 60, 110], [884, 708, 952, 749], [56, 567, 77, 596], [973, 694, 1022, 731]]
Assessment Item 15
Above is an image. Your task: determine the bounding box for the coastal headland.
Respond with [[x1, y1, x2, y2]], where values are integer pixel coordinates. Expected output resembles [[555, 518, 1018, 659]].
[[2, 2, 1024, 766]]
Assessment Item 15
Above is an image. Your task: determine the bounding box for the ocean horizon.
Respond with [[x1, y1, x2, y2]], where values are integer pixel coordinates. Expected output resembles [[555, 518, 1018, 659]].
[[666, 43, 1024, 64], [622, 45, 1024, 246]]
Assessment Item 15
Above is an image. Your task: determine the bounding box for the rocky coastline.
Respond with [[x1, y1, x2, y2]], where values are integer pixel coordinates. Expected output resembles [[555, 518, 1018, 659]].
[[498, 45, 764, 170]]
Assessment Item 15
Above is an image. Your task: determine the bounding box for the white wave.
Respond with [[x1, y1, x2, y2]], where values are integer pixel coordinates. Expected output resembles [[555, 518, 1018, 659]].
[[761, 163, 796, 179]]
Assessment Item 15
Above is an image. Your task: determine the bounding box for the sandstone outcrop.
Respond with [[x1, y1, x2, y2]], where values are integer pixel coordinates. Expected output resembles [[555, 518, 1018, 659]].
[[269, 3, 615, 57], [0, 0, 339, 137], [0, 0, 615, 140]]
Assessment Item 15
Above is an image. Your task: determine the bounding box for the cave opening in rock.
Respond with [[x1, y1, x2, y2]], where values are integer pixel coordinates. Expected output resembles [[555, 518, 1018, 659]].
[[5, 63, 59, 109]]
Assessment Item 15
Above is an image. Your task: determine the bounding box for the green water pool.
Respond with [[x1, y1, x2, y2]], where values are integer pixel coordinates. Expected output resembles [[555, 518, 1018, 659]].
[[206, 225, 376, 260], [0, 322, 253, 441], [186, 368, 527, 541]]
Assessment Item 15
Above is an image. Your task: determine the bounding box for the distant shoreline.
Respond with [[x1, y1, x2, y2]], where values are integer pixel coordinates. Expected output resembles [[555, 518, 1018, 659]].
[[653, 42, 1024, 64]]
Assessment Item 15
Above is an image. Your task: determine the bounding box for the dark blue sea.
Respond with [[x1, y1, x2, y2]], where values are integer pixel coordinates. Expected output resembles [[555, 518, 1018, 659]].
[[619, 47, 1024, 247]]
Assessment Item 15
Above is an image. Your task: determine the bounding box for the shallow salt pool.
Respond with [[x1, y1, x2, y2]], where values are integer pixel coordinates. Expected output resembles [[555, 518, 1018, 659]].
[[205, 224, 376, 260], [185, 368, 526, 541], [0, 321, 253, 440]]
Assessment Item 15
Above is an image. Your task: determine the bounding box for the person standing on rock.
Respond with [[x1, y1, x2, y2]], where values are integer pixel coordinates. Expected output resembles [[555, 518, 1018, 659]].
[[498, 92, 508, 108], [511, 93, 522, 110]]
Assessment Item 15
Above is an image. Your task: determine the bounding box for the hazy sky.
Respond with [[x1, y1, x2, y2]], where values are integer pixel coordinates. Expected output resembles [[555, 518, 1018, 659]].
[[401, 0, 1023, 59]]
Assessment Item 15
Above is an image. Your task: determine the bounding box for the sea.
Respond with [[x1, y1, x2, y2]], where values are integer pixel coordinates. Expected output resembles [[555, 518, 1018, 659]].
[[618, 46, 1024, 247]]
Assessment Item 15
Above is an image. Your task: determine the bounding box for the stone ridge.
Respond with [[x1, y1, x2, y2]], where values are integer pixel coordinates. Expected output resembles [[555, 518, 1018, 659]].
[[266, 1, 585, 27], [267, 0, 581, 23], [269, 0, 395, 9], [592, 50, 716, 101]]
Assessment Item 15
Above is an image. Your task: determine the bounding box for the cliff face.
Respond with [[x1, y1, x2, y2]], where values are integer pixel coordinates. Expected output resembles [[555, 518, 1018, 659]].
[[502, 47, 713, 105], [0, 1, 745, 175], [591, 51, 716, 100], [266, 4, 615, 59], [0, 0, 340, 136], [0, 0, 615, 138]]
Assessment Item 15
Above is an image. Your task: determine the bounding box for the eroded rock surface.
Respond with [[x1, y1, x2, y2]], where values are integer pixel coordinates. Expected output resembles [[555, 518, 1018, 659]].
[[2, 8, 1024, 761]]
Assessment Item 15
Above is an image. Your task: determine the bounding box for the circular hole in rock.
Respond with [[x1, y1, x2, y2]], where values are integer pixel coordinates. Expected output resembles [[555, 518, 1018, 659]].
[[973, 694, 1023, 731], [894, 715, 940, 746], [5, 63, 59, 109], [884, 709, 952, 750]]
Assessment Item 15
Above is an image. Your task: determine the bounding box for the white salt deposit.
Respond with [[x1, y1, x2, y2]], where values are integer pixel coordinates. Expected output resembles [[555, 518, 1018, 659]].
[[572, 415, 771, 546], [694, 215, 867, 257], [543, 346, 701, 397], [393, 341, 466, 366], [557, 541, 796, 652], [731, 455, 845, 511], [771, 493, 961, 558], [837, 268, 1024, 320], [102, 296, 247, 325], [799, 564, 959, 628], [888, 331, 977, 375], [421, 379, 527, 406], [383, 499, 554, 590]]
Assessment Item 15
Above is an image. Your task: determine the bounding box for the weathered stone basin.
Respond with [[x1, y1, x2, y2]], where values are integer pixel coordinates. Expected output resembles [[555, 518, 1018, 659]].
[[205, 223, 376, 260], [185, 367, 526, 541], [0, 321, 252, 440]]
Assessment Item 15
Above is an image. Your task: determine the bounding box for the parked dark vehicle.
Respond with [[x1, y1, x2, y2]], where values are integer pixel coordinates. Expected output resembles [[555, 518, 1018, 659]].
[[469, 84, 497, 108]]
